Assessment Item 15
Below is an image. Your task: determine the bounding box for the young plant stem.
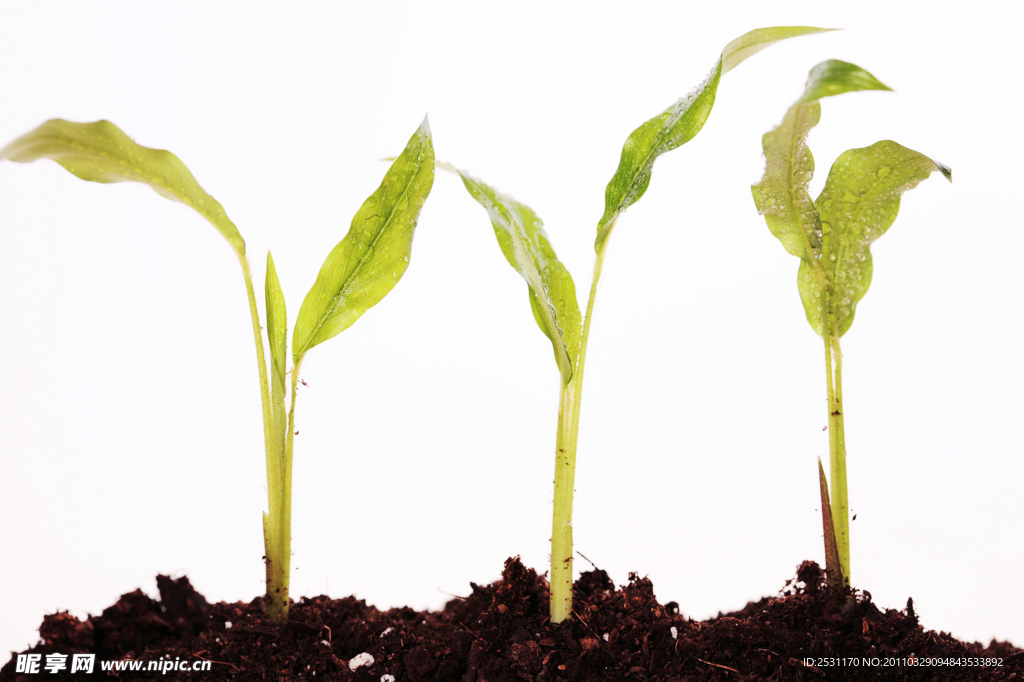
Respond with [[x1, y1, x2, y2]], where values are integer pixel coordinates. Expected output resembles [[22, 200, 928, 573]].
[[822, 324, 849, 586], [550, 377, 579, 623], [239, 256, 277, 515], [267, 356, 302, 623], [237, 256, 291, 622], [549, 242, 609, 624]]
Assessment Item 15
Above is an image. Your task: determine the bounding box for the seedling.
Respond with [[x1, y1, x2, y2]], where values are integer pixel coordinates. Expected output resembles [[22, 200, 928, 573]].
[[751, 61, 951, 591], [1, 118, 435, 622], [447, 27, 833, 623]]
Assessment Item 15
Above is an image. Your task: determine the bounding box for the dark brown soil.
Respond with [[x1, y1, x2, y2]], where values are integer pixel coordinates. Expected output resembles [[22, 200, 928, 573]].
[[3, 559, 1020, 681]]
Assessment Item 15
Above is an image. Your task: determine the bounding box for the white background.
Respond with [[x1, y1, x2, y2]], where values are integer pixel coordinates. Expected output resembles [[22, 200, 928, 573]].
[[2, 1, 1021, 661]]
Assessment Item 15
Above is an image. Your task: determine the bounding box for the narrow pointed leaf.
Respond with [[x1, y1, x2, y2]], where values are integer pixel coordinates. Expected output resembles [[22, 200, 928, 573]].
[[818, 458, 844, 593], [597, 26, 833, 252], [812, 140, 951, 336], [266, 252, 288, 390], [265, 252, 288, 461], [292, 118, 434, 360], [456, 170, 582, 384], [752, 61, 892, 268], [0, 119, 245, 257]]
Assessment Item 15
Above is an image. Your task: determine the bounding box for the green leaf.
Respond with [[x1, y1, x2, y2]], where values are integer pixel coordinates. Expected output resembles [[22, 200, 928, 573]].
[[721, 26, 837, 75], [265, 252, 288, 389], [811, 140, 951, 336], [292, 118, 434, 360], [597, 26, 834, 253], [751, 61, 892, 268], [0, 119, 245, 257], [265, 252, 288, 442], [264, 252, 287, 538], [797, 59, 892, 104], [456, 170, 582, 384]]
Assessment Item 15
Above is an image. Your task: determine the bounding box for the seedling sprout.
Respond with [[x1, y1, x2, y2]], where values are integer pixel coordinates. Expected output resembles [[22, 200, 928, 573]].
[[0, 118, 435, 622], [751, 60, 951, 591], [447, 26, 833, 623]]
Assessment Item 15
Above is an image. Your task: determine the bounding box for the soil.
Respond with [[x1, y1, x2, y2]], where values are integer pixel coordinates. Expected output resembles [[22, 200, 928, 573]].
[[3, 559, 1020, 681]]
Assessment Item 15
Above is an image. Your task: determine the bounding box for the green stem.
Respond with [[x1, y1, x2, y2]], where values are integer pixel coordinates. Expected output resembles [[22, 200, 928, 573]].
[[550, 238, 609, 623], [265, 360, 299, 624], [237, 255, 289, 622], [239, 255, 277, 519], [822, 325, 849, 585], [280, 356, 303, 616]]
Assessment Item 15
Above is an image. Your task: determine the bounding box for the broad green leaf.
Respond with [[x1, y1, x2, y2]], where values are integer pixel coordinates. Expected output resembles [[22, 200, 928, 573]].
[[0, 119, 245, 257], [265, 252, 288, 459], [597, 26, 834, 253], [292, 118, 434, 359], [806, 140, 951, 336], [752, 61, 891, 267], [456, 170, 582, 384]]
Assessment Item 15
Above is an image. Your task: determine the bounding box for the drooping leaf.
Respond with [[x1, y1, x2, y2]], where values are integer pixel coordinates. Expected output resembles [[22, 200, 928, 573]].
[[751, 61, 892, 268], [0, 119, 245, 257], [808, 140, 951, 336], [597, 26, 834, 253], [456, 170, 582, 384], [292, 118, 434, 360]]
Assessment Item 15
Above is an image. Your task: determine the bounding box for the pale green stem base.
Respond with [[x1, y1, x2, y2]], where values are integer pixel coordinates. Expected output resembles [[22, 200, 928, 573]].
[[264, 363, 299, 624], [238, 253, 292, 624]]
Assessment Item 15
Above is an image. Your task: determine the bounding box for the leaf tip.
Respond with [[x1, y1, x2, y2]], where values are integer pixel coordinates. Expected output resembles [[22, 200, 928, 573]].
[[936, 162, 952, 182], [750, 185, 765, 214], [436, 160, 460, 176], [797, 60, 893, 104], [721, 26, 838, 75]]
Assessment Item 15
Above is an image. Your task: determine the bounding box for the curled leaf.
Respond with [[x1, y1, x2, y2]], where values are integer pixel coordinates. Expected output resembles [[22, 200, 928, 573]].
[[597, 26, 834, 253], [751, 60, 892, 268], [813, 140, 951, 335], [456, 170, 582, 384]]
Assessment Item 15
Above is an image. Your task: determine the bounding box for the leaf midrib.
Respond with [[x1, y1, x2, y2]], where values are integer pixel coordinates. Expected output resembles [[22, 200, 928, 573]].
[[300, 154, 424, 354]]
